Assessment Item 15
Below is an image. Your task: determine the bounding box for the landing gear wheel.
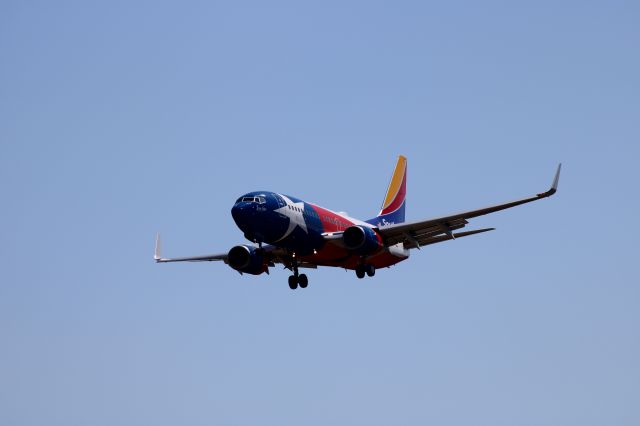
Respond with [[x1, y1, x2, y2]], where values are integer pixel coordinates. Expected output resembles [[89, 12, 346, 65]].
[[365, 264, 376, 277], [288, 253, 301, 290], [288, 275, 298, 290], [355, 267, 366, 279], [298, 274, 308, 288]]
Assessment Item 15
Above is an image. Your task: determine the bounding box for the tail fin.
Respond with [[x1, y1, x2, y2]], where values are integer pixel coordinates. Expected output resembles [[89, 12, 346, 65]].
[[366, 156, 407, 226]]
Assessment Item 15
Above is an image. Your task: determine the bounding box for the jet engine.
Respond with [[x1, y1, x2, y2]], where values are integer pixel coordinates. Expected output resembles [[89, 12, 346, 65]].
[[227, 245, 267, 275], [342, 226, 383, 255]]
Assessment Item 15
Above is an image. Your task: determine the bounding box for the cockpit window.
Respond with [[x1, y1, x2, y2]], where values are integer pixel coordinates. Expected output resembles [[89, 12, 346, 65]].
[[239, 196, 266, 204]]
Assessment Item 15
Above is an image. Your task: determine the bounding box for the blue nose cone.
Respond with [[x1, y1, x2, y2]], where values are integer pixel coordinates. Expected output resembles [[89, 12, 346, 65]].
[[232, 200, 266, 243], [231, 202, 256, 230]]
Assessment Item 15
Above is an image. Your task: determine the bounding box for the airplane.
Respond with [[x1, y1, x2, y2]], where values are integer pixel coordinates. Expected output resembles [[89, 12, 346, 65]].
[[155, 156, 561, 290]]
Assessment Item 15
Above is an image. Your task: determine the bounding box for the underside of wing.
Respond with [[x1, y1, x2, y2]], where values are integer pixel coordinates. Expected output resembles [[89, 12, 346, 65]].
[[380, 217, 470, 247]]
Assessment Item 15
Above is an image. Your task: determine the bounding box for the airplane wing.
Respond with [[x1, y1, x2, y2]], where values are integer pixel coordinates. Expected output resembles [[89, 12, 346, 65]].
[[154, 233, 227, 263], [376, 164, 561, 249], [153, 234, 316, 270]]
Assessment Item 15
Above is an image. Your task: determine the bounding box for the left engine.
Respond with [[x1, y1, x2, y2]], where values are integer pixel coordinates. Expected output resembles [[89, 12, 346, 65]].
[[227, 245, 267, 275]]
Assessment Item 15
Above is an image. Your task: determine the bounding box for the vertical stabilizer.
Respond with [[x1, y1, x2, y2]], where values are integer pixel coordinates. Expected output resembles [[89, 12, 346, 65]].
[[366, 156, 407, 226]]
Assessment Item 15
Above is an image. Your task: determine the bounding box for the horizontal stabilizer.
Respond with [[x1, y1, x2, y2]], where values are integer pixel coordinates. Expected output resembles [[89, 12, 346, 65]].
[[419, 227, 495, 247], [453, 227, 495, 238]]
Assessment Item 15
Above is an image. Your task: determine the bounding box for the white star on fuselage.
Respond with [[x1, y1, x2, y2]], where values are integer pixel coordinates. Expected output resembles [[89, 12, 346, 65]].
[[274, 194, 308, 242]]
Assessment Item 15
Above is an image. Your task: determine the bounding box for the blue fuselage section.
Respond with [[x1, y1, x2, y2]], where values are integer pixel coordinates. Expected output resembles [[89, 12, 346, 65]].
[[231, 191, 326, 256]]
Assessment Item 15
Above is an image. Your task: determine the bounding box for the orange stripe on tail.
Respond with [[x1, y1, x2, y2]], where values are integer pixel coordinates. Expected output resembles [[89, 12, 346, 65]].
[[379, 155, 407, 215]]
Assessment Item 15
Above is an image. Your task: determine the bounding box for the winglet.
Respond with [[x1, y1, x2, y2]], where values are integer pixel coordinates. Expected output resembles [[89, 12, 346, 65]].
[[538, 163, 562, 197], [154, 233, 162, 261], [551, 163, 562, 192]]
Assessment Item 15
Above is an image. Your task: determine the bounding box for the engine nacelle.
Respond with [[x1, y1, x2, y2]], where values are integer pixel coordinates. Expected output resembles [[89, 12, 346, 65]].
[[227, 245, 267, 275], [342, 226, 383, 255]]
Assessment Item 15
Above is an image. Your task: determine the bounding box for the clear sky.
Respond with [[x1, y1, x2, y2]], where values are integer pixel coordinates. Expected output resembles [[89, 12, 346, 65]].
[[1, 1, 639, 425]]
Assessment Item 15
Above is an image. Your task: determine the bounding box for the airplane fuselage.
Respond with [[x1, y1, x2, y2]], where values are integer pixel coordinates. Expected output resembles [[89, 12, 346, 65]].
[[231, 191, 409, 270]]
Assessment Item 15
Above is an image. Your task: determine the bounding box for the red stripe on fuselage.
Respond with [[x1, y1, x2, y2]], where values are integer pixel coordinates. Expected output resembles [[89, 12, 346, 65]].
[[310, 204, 355, 233], [302, 204, 404, 270], [298, 244, 406, 270]]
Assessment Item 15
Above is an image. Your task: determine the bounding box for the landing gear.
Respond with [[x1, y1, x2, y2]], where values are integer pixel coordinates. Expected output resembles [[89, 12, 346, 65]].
[[355, 264, 375, 279], [288, 255, 309, 290], [298, 274, 308, 288], [288, 275, 298, 290], [366, 264, 376, 277], [288, 273, 309, 290]]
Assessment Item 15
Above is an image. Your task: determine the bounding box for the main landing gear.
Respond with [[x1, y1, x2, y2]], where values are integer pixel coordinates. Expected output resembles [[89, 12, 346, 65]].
[[288, 255, 309, 290], [288, 273, 308, 290], [355, 264, 375, 279]]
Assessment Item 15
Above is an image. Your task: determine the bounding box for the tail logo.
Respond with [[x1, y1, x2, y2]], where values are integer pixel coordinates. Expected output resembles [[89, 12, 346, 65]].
[[378, 155, 407, 220]]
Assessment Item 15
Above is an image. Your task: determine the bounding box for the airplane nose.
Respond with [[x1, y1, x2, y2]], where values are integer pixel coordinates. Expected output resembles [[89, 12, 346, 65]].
[[231, 202, 255, 227], [231, 203, 244, 223]]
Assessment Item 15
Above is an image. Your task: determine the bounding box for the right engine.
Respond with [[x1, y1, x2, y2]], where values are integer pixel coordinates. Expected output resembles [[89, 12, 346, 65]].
[[227, 245, 267, 275], [342, 225, 383, 255]]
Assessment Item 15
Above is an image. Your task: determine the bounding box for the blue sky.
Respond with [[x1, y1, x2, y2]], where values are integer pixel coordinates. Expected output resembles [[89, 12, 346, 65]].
[[1, 1, 639, 425]]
